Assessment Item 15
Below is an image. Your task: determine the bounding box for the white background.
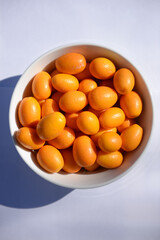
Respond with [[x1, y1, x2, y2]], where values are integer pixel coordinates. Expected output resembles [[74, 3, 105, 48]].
[[0, 0, 160, 239]]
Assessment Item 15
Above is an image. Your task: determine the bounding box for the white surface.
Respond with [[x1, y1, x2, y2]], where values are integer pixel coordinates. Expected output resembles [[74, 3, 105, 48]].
[[0, 0, 160, 239]]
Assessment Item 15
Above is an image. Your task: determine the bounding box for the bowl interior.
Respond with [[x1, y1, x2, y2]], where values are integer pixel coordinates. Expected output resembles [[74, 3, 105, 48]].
[[9, 44, 153, 188]]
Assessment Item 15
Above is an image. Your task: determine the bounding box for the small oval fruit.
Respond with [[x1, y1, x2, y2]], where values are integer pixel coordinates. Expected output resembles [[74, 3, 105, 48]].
[[99, 107, 125, 128], [117, 118, 135, 133], [113, 68, 135, 95], [55, 53, 86, 74], [74, 63, 92, 80], [32, 71, 52, 100], [65, 112, 80, 131], [97, 150, 123, 168], [120, 91, 142, 118], [41, 98, 59, 117], [76, 111, 100, 135], [73, 136, 97, 167], [37, 145, 64, 173], [121, 124, 143, 151], [36, 112, 66, 141], [85, 161, 99, 172], [98, 132, 122, 152], [51, 74, 79, 93], [48, 127, 75, 149], [16, 127, 45, 150], [78, 79, 97, 95], [18, 97, 41, 127], [89, 57, 116, 80], [61, 148, 81, 173], [88, 86, 118, 111], [91, 128, 117, 146], [59, 90, 87, 113]]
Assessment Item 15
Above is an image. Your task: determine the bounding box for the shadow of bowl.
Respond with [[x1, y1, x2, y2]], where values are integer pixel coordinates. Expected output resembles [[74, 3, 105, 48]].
[[0, 76, 73, 209]]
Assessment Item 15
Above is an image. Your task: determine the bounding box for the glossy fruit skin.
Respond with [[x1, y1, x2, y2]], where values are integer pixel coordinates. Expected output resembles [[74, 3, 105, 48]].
[[36, 112, 66, 141], [120, 91, 142, 118], [117, 118, 135, 133], [61, 148, 81, 173], [32, 71, 52, 100], [85, 161, 99, 171], [48, 127, 75, 149], [65, 112, 80, 131], [16, 127, 45, 150], [113, 68, 135, 95], [97, 150, 123, 168], [59, 90, 87, 113], [91, 128, 117, 146], [88, 86, 118, 111], [18, 97, 41, 127], [89, 57, 116, 80], [98, 132, 122, 152], [51, 74, 79, 93], [78, 79, 97, 95], [37, 145, 64, 173], [41, 98, 59, 117], [73, 136, 97, 167], [121, 124, 143, 151], [55, 53, 86, 74], [76, 111, 100, 135], [99, 107, 125, 128], [74, 63, 92, 80], [51, 91, 63, 104]]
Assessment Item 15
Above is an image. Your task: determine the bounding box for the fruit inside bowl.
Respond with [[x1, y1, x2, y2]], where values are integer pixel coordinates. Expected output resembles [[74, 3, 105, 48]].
[[9, 44, 153, 188]]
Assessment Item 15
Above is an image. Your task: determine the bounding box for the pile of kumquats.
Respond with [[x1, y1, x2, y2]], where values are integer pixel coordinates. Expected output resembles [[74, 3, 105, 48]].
[[16, 53, 143, 173]]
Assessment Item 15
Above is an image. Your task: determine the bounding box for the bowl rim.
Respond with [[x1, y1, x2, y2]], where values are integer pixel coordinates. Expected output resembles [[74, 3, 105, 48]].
[[9, 42, 154, 189]]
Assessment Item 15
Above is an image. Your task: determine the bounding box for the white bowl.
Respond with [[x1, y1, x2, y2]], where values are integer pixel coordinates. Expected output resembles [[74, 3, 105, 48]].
[[9, 43, 153, 189]]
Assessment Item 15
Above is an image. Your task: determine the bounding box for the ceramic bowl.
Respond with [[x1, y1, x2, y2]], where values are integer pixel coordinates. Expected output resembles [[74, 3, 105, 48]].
[[9, 43, 153, 188]]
